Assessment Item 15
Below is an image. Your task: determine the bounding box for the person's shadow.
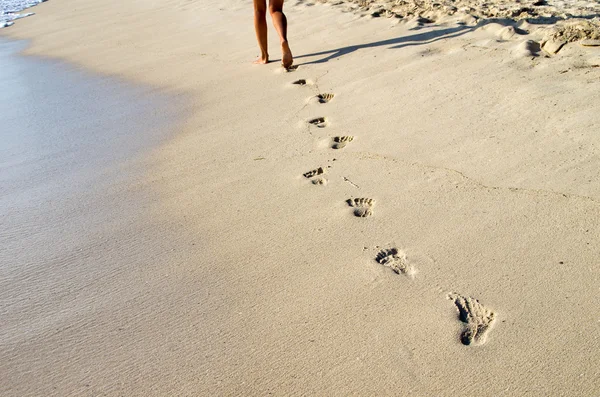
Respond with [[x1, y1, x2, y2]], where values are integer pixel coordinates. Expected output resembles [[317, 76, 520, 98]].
[[294, 13, 600, 65], [295, 23, 475, 65]]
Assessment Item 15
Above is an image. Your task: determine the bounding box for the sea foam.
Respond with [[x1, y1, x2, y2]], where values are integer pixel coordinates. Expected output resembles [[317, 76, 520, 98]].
[[1, 0, 46, 28]]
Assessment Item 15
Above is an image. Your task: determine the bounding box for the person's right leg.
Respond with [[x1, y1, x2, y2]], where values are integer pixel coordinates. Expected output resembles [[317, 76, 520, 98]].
[[253, 0, 269, 64], [269, 0, 293, 68]]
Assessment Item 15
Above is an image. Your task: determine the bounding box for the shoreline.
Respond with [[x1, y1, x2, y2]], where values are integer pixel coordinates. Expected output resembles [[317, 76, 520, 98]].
[[2, 0, 599, 395], [1, 0, 47, 28]]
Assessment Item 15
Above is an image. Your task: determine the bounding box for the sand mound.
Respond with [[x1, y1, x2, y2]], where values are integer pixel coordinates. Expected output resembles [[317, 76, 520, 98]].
[[316, 0, 600, 55], [540, 18, 600, 53], [316, 0, 600, 22]]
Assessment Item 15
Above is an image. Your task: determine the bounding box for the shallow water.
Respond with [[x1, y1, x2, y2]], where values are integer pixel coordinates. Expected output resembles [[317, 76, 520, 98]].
[[0, 36, 183, 275], [1, 0, 46, 28], [0, 37, 181, 241], [0, 39, 178, 200], [0, 38, 186, 394]]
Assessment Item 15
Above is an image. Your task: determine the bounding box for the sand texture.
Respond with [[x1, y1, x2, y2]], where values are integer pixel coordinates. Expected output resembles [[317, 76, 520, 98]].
[[1, 0, 600, 395]]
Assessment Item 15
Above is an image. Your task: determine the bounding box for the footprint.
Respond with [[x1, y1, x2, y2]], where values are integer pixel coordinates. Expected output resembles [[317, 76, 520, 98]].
[[332, 136, 354, 149], [375, 248, 415, 277], [347, 197, 375, 217], [309, 117, 327, 128], [303, 167, 325, 179], [317, 93, 335, 103], [303, 167, 327, 185], [293, 79, 307, 85], [285, 65, 299, 72], [448, 293, 496, 346]]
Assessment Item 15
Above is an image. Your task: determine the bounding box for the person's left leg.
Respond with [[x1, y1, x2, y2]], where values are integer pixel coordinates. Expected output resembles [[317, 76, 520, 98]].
[[269, 0, 293, 68], [253, 0, 269, 64]]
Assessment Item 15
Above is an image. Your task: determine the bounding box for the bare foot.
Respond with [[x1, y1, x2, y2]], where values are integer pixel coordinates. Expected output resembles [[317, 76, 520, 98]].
[[253, 54, 269, 64], [281, 41, 293, 68]]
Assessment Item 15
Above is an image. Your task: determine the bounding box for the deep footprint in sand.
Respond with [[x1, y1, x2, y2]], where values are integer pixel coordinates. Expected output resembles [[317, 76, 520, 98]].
[[292, 79, 307, 86], [303, 167, 327, 185], [303, 167, 325, 179], [448, 293, 496, 346], [317, 93, 335, 103], [347, 197, 375, 217], [375, 248, 415, 277], [285, 65, 299, 72], [332, 136, 353, 149], [309, 117, 327, 128]]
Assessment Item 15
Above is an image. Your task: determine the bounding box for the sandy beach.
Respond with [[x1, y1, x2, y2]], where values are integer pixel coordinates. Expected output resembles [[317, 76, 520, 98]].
[[1, 0, 599, 395]]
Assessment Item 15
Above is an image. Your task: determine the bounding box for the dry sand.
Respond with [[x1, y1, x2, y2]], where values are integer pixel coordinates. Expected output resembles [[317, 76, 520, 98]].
[[1, 0, 600, 395]]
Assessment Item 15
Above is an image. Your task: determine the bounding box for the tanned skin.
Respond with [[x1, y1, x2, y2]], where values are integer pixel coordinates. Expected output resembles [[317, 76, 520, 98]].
[[253, 0, 293, 68]]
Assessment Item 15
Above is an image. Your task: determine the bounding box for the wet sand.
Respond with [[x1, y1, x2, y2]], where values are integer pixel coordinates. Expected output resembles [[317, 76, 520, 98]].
[[0, 37, 188, 395], [1, 0, 599, 395]]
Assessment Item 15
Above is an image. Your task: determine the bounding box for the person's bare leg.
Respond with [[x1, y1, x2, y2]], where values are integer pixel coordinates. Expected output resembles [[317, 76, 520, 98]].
[[253, 0, 269, 64], [269, 0, 293, 68]]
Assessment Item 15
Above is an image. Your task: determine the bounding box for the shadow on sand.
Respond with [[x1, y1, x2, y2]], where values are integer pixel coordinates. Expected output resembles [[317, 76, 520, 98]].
[[294, 13, 600, 65], [295, 24, 474, 65]]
